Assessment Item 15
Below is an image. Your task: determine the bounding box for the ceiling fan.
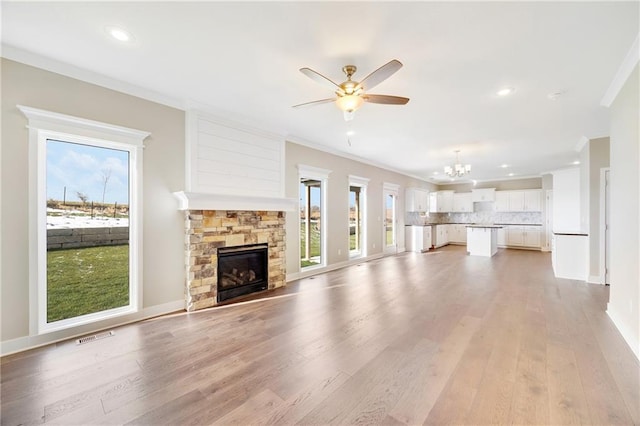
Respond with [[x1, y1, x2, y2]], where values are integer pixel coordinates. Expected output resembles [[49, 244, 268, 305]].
[[293, 59, 410, 121]]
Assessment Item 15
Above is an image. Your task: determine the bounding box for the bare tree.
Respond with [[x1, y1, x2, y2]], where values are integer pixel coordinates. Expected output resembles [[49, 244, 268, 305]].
[[101, 168, 112, 207], [76, 191, 88, 205]]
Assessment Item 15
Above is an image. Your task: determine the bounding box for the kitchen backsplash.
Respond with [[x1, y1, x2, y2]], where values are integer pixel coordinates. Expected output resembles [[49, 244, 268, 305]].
[[406, 208, 542, 226]]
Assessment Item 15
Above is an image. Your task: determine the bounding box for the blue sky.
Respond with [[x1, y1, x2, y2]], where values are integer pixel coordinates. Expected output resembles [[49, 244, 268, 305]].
[[47, 140, 129, 204]]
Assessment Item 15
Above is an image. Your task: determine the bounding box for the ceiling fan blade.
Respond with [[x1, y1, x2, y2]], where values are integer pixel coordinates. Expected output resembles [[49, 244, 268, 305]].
[[292, 98, 336, 108], [355, 59, 403, 92], [363, 94, 410, 105], [300, 67, 341, 91]]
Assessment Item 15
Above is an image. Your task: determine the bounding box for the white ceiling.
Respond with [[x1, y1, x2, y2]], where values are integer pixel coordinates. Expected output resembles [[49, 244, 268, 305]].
[[2, 2, 638, 182]]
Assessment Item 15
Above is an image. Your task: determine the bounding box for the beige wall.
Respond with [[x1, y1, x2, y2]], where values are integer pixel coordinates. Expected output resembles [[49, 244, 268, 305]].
[[285, 142, 436, 277], [1, 59, 186, 347], [608, 64, 639, 359], [440, 177, 542, 193]]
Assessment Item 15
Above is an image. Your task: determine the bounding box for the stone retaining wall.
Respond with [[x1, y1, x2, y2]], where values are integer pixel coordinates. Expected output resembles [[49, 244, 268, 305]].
[[47, 227, 129, 250]]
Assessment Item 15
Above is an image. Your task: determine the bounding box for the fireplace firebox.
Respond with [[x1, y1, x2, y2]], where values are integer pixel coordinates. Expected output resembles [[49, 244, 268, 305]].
[[217, 244, 268, 302]]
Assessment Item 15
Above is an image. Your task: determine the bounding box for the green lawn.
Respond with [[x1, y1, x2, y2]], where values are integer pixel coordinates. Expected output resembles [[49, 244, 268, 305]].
[[47, 245, 129, 322], [300, 222, 321, 267]]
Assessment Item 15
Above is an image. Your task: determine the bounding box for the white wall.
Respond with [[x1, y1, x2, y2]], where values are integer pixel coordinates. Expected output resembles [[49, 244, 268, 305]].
[[1, 59, 186, 353], [579, 144, 590, 233], [608, 64, 639, 360], [551, 168, 582, 233]]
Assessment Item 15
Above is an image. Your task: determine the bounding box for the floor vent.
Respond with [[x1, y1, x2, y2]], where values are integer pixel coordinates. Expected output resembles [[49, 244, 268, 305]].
[[76, 330, 115, 345]]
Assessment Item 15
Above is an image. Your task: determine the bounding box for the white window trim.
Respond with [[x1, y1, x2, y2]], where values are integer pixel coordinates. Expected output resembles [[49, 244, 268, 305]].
[[297, 164, 331, 271], [383, 182, 400, 255], [18, 105, 149, 335], [349, 175, 369, 258]]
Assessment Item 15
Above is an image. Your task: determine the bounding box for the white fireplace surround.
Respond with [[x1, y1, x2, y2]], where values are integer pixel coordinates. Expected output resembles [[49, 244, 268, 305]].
[[173, 191, 297, 212]]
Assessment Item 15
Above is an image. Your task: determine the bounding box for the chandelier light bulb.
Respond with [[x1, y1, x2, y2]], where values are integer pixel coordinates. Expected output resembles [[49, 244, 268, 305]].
[[444, 150, 471, 178]]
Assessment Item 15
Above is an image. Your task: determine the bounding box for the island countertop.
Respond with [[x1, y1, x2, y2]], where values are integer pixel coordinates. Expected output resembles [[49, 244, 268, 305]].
[[465, 224, 504, 228]]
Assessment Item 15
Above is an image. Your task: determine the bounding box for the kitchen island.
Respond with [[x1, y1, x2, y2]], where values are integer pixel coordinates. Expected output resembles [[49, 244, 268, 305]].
[[466, 225, 503, 257]]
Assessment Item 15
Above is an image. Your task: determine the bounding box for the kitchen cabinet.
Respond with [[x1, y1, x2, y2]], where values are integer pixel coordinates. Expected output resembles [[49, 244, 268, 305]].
[[504, 225, 541, 248], [405, 226, 432, 252], [471, 188, 496, 202], [524, 190, 542, 211], [405, 188, 429, 212], [495, 191, 510, 212], [452, 193, 473, 212], [433, 224, 449, 248], [497, 227, 506, 246], [467, 226, 500, 257], [448, 224, 467, 244], [506, 226, 525, 246], [523, 226, 541, 247], [495, 190, 542, 212], [429, 190, 454, 213]]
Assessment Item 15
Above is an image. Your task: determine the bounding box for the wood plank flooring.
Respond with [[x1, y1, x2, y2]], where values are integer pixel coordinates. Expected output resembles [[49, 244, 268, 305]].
[[2, 246, 639, 425]]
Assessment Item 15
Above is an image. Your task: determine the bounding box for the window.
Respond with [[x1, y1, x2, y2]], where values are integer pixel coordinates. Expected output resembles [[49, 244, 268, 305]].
[[349, 175, 369, 258], [298, 165, 331, 270], [19, 106, 148, 333], [383, 182, 399, 254]]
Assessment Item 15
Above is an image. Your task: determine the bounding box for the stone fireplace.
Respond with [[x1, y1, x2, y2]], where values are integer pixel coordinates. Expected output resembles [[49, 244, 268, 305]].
[[183, 209, 286, 311]]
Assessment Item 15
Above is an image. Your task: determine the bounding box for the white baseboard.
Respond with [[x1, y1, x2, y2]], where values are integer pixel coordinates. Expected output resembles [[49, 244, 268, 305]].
[[588, 274, 604, 284], [287, 253, 384, 282], [1, 299, 185, 356], [607, 304, 640, 361]]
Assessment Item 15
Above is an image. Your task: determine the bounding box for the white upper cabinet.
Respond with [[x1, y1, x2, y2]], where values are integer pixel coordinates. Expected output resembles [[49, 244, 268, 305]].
[[509, 191, 526, 211], [523, 190, 542, 211], [495, 191, 510, 212], [452, 192, 473, 212], [429, 190, 454, 213], [406, 188, 429, 212], [471, 188, 496, 202], [495, 189, 542, 212]]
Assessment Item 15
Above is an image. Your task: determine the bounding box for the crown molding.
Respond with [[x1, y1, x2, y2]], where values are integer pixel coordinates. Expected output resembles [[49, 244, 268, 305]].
[[3, 44, 186, 110], [436, 174, 543, 187], [285, 134, 437, 185], [601, 33, 640, 107]]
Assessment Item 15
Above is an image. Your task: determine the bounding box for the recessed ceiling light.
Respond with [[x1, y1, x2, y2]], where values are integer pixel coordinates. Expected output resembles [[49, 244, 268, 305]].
[[105, 26, 134, 43], [497, 87, 515, 97], [346, 130, 355, 136], [508, 173, 515, 177], [433, 171, 439, 175], [572, 160, 580, 165], [500, 164, 509, 168]]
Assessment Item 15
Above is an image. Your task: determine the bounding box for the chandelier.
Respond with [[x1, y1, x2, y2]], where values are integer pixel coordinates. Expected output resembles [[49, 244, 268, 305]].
[[444, 150, 471, 178]]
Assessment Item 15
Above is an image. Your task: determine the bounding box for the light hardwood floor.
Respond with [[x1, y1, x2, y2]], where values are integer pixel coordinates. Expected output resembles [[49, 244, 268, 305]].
[[2, 246, 639, 425]]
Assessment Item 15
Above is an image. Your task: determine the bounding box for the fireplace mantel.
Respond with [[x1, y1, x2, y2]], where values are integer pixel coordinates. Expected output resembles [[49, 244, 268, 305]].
[[173, 191, 297, 212]]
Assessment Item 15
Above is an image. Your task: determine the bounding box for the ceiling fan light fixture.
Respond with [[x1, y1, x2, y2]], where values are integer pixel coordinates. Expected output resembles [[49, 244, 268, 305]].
[[343, 110, 355, 121], [336, 94, 364, 113]]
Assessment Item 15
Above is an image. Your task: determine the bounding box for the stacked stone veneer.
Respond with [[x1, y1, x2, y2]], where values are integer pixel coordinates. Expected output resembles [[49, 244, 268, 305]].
[[184, 210, 286, 311]]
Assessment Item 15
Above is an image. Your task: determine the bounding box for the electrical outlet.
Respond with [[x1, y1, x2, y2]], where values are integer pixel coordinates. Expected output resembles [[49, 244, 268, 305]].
[[338, 249, 341, 255], [372, 243, 376, 249]]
